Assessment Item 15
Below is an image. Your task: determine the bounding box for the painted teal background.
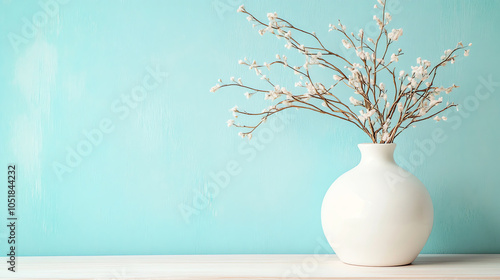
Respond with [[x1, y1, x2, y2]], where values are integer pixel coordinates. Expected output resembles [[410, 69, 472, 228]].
[[0, 0, 499, 256]]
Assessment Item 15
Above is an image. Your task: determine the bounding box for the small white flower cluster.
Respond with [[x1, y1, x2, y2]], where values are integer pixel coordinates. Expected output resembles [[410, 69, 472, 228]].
[[403, 57, 432, 89], [349, 96, 363, 106], [346, 65, 369, 95], [390, 53, 399, 62], [356, 49, 372, 61], [388, 28, 403, 41], [381, 118, 391, 142], [252, 9, 286, 37], [342, 39, 352, 49], [230, 76, 243, 85], [358, 109, 376, 122], [265, 85, 290, 101], [210, 84, 221, 93], [238, 132, 252, 140], [276, 54, 288, 67], [229, 105, 238, 117], [306, 52, 322, 67]]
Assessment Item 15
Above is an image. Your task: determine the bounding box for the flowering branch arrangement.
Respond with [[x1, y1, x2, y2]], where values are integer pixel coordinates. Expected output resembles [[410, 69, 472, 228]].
[[210, 0, 471, 143]]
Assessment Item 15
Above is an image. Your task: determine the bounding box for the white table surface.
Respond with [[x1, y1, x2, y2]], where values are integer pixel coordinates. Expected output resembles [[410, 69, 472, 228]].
[[1, 254, 499, 279]]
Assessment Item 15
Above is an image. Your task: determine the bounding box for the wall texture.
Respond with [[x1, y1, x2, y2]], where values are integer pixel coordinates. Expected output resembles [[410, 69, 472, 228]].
[[0, 0, 499, 256]]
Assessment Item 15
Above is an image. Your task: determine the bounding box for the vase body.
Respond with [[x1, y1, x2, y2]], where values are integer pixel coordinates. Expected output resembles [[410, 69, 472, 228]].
[[321, 143, 433, 266]]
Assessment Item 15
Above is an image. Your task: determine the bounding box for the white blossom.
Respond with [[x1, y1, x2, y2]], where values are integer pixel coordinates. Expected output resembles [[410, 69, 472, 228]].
[[265, 85, 287, 101], [397, 102, 404, 113], [342, 39, 352, 49], [237, 5, 245, 13], [349, 96, 363, 106], [382, 120, 390, 131], [411, 64, 429, 81], [379, 82, 385, 92], [281, 55, 288, 66], [408, 77, 418, 88], [333, 74, 342, 81], [429, 96, 443, 107], [356, 50, 366, 60], [433, 115, 441, 122], [358, 29, 364, 38], [373, 15, 383, 29], [391, 53, 399, 62], [328, 23, 336, 32], [229, 107, 239, 119], [388, 28, 403, 41], [249, 60, 258, 69], [464, 49, 470, 56], [293, 66, 300, 75], [308, 52, 322, 65], [358, 109, 376, 122], [385, 12, 392, 23], [267, 12, 278, 21], [227, 119, 235, 127], [210, 84, 221, 93], [381, 132, 390, 142]]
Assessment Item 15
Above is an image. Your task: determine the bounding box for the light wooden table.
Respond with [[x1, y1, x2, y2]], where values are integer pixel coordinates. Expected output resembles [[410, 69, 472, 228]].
[[1, 254, 499, 279]]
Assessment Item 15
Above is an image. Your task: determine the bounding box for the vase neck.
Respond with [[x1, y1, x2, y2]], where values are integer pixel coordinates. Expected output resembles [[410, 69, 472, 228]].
[[358, 143, 396, 164]]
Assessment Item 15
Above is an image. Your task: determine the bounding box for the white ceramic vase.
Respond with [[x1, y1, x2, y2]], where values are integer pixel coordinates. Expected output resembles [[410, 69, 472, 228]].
[[321, 143, 433, 266]]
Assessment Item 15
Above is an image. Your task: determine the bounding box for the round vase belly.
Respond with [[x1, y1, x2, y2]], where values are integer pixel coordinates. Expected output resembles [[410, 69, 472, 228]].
[[321, 143, 433, 267]]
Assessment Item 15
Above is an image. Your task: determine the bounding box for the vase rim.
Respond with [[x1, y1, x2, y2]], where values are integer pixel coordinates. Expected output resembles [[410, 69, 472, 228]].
[[358, 143, 396, 146]]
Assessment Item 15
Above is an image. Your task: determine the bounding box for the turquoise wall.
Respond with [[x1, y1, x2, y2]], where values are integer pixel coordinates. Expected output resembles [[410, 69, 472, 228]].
[[0, 0, 499, 256]]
